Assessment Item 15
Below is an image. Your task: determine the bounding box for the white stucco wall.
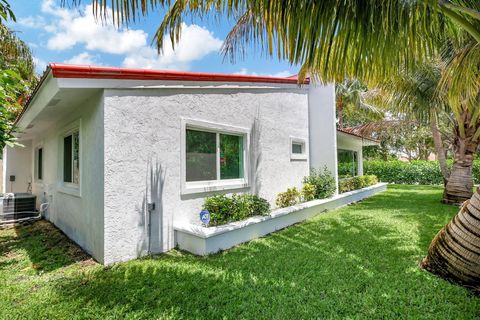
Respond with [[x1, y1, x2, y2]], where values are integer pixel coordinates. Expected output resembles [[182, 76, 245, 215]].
[[4, 93, 105, 261], [308, 84, 338, 192], [3, 140, 33, 193], [102, 87, 312, 263], [336, 132, 364, 176]]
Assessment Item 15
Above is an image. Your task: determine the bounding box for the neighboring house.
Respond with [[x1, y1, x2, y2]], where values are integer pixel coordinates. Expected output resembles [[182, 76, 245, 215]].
[[3, 64, 372, 264]]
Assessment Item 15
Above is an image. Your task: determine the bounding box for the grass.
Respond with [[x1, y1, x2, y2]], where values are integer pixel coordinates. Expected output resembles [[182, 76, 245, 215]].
[[0, 185, 479, 319]]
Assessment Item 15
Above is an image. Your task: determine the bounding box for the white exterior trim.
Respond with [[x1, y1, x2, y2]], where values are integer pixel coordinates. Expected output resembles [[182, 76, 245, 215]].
[[290, 136, 308, 160], [180, 118, 250, 195], [33, 141, 44, 184], [57, 119, 82, 198]]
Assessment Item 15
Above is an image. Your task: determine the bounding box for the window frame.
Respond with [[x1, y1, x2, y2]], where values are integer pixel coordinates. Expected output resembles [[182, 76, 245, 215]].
[[290, 137, 308, 160], [58, 120, 82, 197], [34, 145, 44, 182], [337, 148, 359, 177], [181, 118, 250, 195]]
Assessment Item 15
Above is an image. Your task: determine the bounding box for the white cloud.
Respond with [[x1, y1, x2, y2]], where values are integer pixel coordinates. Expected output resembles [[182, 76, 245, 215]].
[[122, 23, 222, 70], [34, 0, 222, 71], [234, 68, 293, 77], [64, 52, 98, 65], [234, 68, 249, 75], [269, 70, 292, 77], [43, 2, 147, 54], [17, 16, 45, 28], [33, 57, 48, 73]]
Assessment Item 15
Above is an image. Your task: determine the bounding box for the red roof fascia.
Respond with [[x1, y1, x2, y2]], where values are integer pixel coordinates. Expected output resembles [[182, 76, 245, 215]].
[[50, 64, 309, 85]]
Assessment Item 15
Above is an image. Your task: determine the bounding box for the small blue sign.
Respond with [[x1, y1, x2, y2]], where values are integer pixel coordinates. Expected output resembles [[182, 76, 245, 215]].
[[200, 209, 211, 225]]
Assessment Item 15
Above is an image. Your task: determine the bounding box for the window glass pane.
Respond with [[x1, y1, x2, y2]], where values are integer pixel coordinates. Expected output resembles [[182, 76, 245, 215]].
[[37, 148, 43, 180], [186, 129, 217, 181], [292, 143, 303, 154], [73, 131, 80, 184], [64, 135, 72, 183], [220, 134, 243, 180], [337, 149, 358, 177]]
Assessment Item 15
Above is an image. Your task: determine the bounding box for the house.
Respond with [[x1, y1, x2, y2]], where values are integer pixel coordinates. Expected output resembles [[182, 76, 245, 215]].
[[336, 128, 378, 177], [3, 64, 377, 264]]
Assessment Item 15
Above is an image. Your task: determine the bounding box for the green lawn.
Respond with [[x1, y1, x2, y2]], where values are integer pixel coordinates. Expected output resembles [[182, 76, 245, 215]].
[[1, 185, 479, 319]]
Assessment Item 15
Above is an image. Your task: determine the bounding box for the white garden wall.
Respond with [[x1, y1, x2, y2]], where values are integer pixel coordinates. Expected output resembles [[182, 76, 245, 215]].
[[175, 183, 388, 255]]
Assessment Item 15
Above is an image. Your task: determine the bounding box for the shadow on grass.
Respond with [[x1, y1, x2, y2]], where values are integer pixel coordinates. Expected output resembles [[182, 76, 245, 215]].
[[0, 220, 92, 273], [43, 186, 478, 319], [1, 185, 478, 319]]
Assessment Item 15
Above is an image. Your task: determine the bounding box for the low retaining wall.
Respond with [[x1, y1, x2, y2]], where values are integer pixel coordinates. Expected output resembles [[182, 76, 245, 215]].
[[174, 182, 388, 255]]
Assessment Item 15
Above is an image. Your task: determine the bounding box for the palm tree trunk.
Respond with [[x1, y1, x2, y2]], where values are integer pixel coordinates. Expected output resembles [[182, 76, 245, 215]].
[[429, 111, 449, 185], [443, 120, 479, 205], [337, 97, 344, 129], [421, 188, 480, 293]]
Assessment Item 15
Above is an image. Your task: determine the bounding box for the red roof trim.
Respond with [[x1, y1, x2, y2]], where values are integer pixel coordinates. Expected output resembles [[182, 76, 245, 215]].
[[50, 63, 309, 84]]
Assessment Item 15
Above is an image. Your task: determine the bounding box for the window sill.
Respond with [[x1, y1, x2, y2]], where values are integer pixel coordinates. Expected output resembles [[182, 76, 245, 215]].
[[58, 184, 81, 198], [182, 179, 249, 195], [290, 154, 308, 161]]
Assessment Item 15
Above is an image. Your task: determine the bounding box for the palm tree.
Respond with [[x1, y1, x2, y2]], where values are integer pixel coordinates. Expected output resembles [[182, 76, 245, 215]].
[[85, 0, 480, 292], [336, 79, 379, 129], [374, 61, 470, 201]]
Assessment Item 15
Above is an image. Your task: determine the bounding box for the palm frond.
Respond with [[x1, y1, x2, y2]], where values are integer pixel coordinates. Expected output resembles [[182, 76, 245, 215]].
[[0, 24, 35, 78], [0, 0, 15, 23], [83, 0, 445, 84], [371, 60, 449, 125]]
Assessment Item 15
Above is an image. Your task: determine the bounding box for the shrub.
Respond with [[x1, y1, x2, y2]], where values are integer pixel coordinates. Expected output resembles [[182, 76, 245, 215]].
[[363, 160, 480, 185], [339, 175, 378, 193], [301, 183, 317, 202], [363, 175, 379, 186], [303, 167, 336, 199], [276, 187, 301, 208], [203, 193, 270, 226]]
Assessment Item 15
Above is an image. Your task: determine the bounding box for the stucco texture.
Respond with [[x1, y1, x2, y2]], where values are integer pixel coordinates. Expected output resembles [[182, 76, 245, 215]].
[[103, 87, 310, 263]]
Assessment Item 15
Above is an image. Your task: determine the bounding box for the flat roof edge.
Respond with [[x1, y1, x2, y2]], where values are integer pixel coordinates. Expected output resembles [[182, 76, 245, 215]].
[[50, 63, 309, 85]]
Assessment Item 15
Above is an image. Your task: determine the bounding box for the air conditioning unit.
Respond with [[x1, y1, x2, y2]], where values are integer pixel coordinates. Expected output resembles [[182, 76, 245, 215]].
[[0, 193, 37, 222]]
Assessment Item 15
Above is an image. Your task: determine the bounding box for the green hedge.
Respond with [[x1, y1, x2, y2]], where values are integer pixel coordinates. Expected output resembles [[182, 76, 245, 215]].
[[339, 175, 378, 193], [362, 160, 480, 185]]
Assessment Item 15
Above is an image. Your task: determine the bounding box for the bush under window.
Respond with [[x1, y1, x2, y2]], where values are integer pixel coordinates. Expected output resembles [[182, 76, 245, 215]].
[[339, 175, 378, 193], [302, 167, 336, 199], [276, 187, 301, 208], [203, 193, 270, 226]]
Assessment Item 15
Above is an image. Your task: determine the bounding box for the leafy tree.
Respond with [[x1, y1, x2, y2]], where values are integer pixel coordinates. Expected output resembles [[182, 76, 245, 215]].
[[0, 70, 27, 147], [0, 0, 37, 148]]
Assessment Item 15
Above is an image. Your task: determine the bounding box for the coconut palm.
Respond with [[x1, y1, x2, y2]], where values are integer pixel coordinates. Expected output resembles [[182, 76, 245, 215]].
[[83, 0, 480, 292], [373, 61, 465, 199], [336, 79, 379, 129]]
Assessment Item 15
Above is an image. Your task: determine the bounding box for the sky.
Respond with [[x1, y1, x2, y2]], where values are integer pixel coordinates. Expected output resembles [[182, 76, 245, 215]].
[[7, 0, 299, 77]]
